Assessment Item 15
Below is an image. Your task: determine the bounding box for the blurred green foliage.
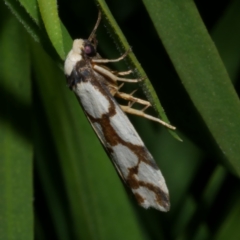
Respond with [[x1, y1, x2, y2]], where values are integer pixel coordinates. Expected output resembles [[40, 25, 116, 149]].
[[1, 0, 240, 240]]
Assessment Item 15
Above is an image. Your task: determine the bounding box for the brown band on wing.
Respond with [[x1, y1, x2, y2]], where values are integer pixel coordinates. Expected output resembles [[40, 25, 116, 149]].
[[137, 181, 170, 209], [134, 192, 145, 205]]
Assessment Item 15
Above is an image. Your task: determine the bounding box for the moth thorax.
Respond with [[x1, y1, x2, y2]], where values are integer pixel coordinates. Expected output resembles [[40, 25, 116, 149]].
[[72, 39, 84, 54]]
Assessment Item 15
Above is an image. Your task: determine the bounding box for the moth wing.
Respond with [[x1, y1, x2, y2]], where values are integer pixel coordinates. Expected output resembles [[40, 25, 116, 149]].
[[72, 70, 169, 211]]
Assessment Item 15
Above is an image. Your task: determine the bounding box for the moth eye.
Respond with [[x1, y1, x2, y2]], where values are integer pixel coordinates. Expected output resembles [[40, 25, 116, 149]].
[[84, 44, 96, 57]]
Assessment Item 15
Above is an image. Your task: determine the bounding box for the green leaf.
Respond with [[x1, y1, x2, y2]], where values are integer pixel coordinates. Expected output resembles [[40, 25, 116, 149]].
[[3, 0, 240, 239], [142, 0, 240, 175], [38, 0, 65, 59], [18, 0, 40, 25], [5, 0, 72, 65], [215, 194, 240, 240], [5, 0, 42, 42], [0, 5, 33, 240], [211, 0, 240, 81]]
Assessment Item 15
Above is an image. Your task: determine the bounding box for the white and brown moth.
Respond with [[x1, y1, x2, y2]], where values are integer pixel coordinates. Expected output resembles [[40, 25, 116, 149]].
[[64, 12, 175, 212]]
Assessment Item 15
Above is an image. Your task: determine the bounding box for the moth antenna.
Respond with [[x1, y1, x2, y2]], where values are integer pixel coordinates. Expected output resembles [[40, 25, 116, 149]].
[[88, 11, 102, 42]]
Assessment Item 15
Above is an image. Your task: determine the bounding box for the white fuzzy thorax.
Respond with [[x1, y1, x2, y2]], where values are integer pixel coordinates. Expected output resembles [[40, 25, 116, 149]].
[[64, 39, 84, 76]]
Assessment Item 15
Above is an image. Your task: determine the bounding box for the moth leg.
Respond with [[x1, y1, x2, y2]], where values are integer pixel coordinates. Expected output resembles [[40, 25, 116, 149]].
[[93, 65, 143, 83], [92, 49, 131, 63], [115, 91, 151, 107], [120, 105, 176, 130], [117, 83, 125, 90], [116, 70, 133, 76], [108, 69, 133, 76], [110, 84, 151, 107]]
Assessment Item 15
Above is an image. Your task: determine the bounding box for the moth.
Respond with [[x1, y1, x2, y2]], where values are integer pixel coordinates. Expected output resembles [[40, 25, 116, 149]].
[[64, 11, 175, 212]]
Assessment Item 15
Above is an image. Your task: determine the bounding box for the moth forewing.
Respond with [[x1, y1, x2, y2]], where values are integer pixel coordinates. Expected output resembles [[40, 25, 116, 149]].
[[64, 12, 172, 212]]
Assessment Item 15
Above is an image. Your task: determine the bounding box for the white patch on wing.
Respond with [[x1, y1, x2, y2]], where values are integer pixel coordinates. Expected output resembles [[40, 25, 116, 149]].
[[74, 81, 110, 118], [133, 187, 167, 212], [110, 106, 144, 145], [133, 187, 155, 208], [64, 39, 84, 76], [138, 161, 169, 194], [112, 144, 139, 178]]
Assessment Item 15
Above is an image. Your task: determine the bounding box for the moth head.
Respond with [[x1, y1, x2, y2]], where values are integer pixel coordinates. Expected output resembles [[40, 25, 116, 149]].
[[72, 39, 96, 59], [82, 40, 96, 57]]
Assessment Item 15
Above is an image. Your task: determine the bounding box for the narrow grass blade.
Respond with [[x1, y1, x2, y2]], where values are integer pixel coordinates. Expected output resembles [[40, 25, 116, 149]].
[[142, 0, 240, 175], [0, 6, 33, 240]]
